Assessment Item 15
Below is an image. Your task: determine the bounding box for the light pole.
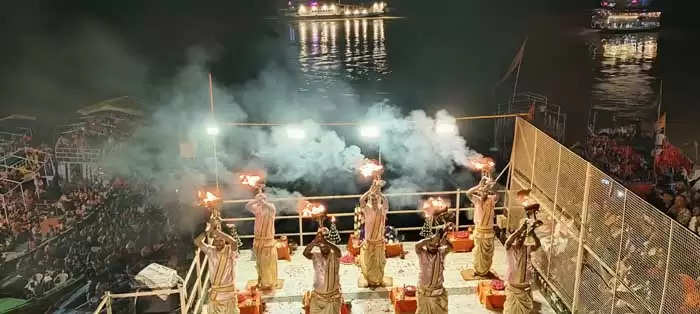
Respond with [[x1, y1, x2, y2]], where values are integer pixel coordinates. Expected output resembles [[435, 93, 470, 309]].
[[208, 73, 220, 192]]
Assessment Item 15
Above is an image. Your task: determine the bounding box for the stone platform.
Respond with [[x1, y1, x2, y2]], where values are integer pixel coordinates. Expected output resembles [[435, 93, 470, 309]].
[[227, 241, 555, 314]]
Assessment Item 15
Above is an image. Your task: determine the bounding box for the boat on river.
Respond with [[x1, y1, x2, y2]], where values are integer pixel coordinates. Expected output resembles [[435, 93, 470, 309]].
[[591, 1, 661, 32], [281, 1, 387, 19]]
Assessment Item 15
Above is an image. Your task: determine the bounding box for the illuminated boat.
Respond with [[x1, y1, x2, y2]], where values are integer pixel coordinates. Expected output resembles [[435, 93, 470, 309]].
[[591, 1, 661, 32], [281, 1, 387, 19]]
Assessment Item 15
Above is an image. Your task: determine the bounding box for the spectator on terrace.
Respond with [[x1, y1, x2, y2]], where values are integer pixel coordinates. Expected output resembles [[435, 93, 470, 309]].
[[669, 195, 692, 226], [688, 207, 700, 234]]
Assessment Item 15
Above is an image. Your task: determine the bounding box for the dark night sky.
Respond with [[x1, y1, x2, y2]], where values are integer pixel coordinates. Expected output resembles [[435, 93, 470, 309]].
[[0, 1, 697, 128]]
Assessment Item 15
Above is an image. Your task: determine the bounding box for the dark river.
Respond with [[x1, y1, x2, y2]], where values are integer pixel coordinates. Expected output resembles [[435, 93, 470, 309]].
[[282, 13, 699, 157]]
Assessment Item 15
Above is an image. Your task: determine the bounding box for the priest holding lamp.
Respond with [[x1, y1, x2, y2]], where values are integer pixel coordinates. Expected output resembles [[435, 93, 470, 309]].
[[415, 222, 454, 314], [463, 167, 498, 280], [194, 222, 240, 314], [246, 190, 279, 290], [358, 177, 390, 287], [304, 229, 342, 314]]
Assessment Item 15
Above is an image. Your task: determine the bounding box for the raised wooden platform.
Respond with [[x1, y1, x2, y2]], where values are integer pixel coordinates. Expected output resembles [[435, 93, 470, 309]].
[[206, 241, 555, 313]]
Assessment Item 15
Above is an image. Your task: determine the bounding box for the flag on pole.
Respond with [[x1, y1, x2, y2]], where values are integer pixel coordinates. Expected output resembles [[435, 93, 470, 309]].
[[497, 38, 528, 86]]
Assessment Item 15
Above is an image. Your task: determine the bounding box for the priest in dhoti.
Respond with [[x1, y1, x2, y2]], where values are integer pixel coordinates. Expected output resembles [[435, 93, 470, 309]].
[[246, 192, 278, 289], [195, 223, 240, 314], [358, 178, 389, 286], [415, 223, 453, 314], [465, 176, 498, 278], [504, 217, 541, 314], [304, 229, 342, 314]]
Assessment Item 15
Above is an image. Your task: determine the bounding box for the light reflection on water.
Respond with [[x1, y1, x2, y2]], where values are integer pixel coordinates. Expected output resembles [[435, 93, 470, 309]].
[[293, 18, 388, 93], [591, 32, 659, 119]]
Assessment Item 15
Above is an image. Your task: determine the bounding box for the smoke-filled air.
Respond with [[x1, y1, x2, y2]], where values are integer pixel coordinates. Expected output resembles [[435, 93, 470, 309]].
[[101, 50, 482, 214]]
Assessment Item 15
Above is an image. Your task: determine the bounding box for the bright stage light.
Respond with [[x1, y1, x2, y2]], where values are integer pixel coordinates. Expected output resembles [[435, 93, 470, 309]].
[[435, 122, 458, 135], [286, 126, 306, 139], [206, 126, 220, 136], [359, 125, 381, 138]]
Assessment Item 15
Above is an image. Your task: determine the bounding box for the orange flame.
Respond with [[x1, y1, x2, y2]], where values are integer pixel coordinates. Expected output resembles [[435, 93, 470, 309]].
[[422, 197, 448, 217], [239, 174, 262, 188], [359, 159, 383, 178], [469, 157, 495, 172], [198, 191, 220, 205], [299, 201, 327, 218]]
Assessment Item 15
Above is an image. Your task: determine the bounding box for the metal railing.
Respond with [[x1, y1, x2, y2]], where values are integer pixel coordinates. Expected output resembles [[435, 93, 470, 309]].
[[220, 189, 507, 246], [508, 117, 700, 314], [54, 146, 102, 163], [93, 188, 507, 313]]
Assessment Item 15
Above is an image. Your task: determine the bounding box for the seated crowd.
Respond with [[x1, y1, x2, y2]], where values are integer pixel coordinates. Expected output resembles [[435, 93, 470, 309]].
[[56, 114, 138, 150], [581, 127, 699, 235], [9, 177, 179, 301]]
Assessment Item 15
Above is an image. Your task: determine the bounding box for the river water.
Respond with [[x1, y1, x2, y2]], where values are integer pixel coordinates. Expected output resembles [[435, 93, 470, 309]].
[[283, 15, 699, 156]]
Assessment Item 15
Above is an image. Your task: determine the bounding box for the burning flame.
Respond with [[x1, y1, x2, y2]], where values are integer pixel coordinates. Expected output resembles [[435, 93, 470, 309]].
[[239, 174, 262, 188], [359, 159, 383, 178], [299, 201, 327, 218], [470, 157, 495, 172], [422, 197, 448, 211], [331, 216, 336, 223], [199, 191, 220, 204]]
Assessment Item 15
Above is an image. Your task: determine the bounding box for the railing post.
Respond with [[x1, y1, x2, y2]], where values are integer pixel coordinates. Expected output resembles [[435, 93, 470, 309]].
[[298, 215, 304, 246], [179, 284, 187, 314], [505, 118, 520, 232], [455, 189, 460, 231], [546, 145, 563, 278], [658, 223, 674, 313], [610, 190, 628, 314], [106, 291, 112, 314], [572, 163, 592, 312], [530, 123, 538, 189]]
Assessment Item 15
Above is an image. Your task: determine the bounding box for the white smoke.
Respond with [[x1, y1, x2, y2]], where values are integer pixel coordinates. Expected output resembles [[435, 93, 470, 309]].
[[103, 52, 482, 220]]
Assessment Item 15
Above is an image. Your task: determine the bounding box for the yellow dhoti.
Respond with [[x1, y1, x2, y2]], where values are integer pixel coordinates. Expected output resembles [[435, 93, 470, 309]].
[[208, 298, 239, 314], [504, 282, 533, 314], [209, 284, 239, 314], [473, 228, 495, 276], [253, 237, 278, 288], [416, 286, 448, 314], [309, 290, 342, 314], [359, 240, 386, 285]]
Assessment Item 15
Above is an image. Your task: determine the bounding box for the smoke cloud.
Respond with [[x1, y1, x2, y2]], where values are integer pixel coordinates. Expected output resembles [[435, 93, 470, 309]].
[[100, 48, 482, 226]]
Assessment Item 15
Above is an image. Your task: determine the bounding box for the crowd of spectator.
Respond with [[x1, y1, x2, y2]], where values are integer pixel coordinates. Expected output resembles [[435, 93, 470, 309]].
[[10, 177, 180, 302], [55, 114, 139, 151], [582, 126, 655, 183], [580, 124, 699, 235]]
